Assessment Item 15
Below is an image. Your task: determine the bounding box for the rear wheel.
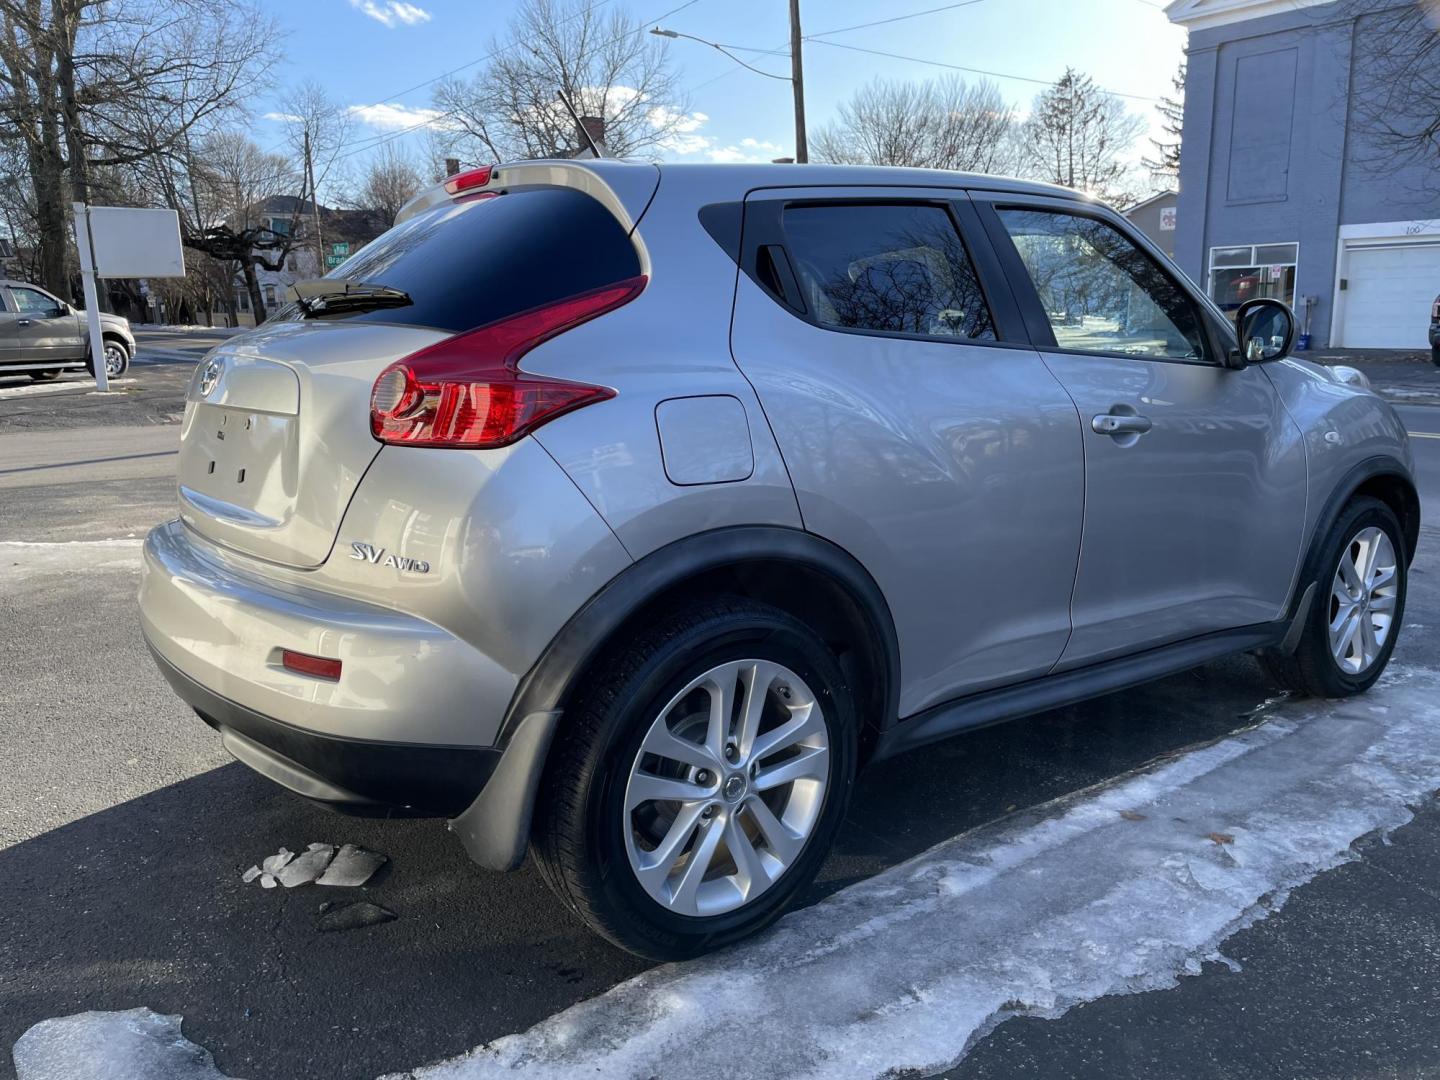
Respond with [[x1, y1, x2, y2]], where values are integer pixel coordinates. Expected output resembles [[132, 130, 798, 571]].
[[27, 370, 62, 382], [87, 338, 130, 379], [532, 598, 857, 959], [1262, 496, 1406, 697]]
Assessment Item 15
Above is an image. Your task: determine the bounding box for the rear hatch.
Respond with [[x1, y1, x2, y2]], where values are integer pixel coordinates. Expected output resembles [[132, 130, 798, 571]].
[[177, 169, 650, 569]]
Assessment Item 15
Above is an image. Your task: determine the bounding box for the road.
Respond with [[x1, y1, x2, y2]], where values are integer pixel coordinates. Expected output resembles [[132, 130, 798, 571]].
[[2, 377, 1439, 1079]]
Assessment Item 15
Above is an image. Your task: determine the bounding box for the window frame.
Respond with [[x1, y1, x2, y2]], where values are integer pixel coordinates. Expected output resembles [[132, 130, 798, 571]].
[[1206, 242, 1299, 313], [973, 193, 1235, 368], [738, 191, 1033, 352]]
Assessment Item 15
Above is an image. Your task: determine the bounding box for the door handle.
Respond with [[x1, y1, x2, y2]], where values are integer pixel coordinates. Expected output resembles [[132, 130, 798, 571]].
[[16, 318, 32, 327], [1091, 413, 1153, 436]]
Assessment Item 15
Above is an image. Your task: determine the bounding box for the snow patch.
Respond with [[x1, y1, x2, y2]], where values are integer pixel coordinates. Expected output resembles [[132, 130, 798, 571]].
[[393, 667, 1440, 1080], [0, 538, 144, 574], [14, 670, 1440, 1080], [12, 1008, 237, 1080]]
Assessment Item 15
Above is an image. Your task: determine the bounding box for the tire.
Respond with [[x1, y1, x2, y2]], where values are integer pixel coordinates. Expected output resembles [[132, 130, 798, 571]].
[[1261, 496, 1407, 698], [532, 597, 858, 959], [27, 370, 62, 382], [1431, 345, 1440, 368], [87, 338, 130, 379]]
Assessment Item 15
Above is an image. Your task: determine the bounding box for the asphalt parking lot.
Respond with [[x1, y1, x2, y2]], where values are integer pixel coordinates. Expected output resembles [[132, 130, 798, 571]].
[[4, 337, 1440, 1080]]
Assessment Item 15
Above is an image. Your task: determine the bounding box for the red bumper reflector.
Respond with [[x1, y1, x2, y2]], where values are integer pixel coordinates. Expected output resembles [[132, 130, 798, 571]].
[[281, 649, 342, 681]]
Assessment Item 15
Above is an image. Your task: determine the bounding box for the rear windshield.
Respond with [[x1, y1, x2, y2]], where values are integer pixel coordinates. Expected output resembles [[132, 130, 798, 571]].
[[283, 186, 641, 333]]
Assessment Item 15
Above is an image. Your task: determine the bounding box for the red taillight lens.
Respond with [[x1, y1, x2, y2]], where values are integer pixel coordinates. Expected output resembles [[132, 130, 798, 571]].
[[281, 649, 342, 681], [444, 165, 494, 195], [370, 276, 646, 449]]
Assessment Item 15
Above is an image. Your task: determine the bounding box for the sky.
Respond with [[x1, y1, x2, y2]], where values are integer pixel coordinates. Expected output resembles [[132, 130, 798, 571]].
[[252, 0, 1188, 183]]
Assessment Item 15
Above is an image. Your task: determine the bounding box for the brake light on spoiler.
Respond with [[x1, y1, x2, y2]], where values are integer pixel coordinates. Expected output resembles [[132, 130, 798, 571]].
[[369, 276, 646, 449]]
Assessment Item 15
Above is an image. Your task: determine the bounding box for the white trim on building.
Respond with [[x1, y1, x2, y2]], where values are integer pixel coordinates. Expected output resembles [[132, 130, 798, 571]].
[[1165, 0, 1329, 30], [1329, 220, 1440, 349]]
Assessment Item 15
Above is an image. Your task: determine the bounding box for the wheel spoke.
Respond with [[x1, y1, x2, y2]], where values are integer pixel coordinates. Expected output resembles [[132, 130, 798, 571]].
[[641, 723, 718, 773], [627, 771, 708, 810], [1359, 534, 1379, 583], [1338, 551, 1364, 596], [723, 813, 768, 901], [1333, 612, 1361, 666], [1360, 615, 1380, 665], [753, 745, 829, 793], [746, 796, 803, 865], [1371, 565, 1397, 593], [1370, 592, 1396, 614], [670, 811, 726, 912], [735, 661, 774, 760], [635, 801, 706, 890], [1330, 599, 1356, 635], [704, 665, 739, 761], [751, 703, 823, 762]]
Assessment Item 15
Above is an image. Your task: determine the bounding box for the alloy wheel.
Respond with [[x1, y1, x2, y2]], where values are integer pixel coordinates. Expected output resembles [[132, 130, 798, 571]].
[[622, 659, 830, 918], [103, 343, 127, 377], [1328, 525, 1398, 675]]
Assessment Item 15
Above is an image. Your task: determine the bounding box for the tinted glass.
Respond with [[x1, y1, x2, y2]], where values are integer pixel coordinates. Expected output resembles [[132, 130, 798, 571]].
[[998, 208, 1208, 362], [12, 287, 60, 315], [282, 187, 641, 333], [782, 204, 996, 341]]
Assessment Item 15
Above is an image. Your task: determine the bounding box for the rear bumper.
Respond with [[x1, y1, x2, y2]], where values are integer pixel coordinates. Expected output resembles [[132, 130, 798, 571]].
[[148, 642, 496, 816]]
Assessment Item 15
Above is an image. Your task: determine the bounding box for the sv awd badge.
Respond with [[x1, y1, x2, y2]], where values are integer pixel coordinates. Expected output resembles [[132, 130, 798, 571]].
[[349, 542, 430, 574]]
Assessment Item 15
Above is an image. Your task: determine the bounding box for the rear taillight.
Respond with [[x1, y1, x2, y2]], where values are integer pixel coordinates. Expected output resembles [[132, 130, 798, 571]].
[[369, 276, 646, 448]]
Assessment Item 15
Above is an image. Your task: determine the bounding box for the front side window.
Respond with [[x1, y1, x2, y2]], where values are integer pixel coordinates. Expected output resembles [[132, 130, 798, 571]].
[[781, 203, 996, 341], [997, 208, 1209, 362], [11, 287, 61, 315]]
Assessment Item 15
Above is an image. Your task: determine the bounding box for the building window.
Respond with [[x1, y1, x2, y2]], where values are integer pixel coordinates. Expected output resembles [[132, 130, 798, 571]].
[[236, 289, 249, 312], [1208, 243, 1298, 316], [264, 284, 277, 306]]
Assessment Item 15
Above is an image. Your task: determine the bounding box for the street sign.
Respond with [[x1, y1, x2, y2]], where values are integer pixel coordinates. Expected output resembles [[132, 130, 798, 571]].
[[325, 254, 347, 269]]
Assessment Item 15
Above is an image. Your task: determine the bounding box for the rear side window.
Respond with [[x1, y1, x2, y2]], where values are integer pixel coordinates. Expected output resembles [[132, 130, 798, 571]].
[[781, 203, 996, 342], [290, 187, 641, 333]]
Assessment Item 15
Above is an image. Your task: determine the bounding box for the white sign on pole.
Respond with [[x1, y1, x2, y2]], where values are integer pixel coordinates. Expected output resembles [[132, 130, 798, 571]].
[[87, 207, 185, 278], [72, 203, 186, 391]]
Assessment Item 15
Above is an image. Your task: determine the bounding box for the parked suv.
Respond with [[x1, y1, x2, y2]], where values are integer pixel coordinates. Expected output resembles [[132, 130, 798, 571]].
[[140, 161, 1419, 958], [0, 279, 134, 380]]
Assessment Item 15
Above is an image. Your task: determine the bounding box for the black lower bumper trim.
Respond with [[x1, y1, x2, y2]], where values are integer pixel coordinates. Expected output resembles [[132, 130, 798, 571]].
[[147, 643, 498, 817]]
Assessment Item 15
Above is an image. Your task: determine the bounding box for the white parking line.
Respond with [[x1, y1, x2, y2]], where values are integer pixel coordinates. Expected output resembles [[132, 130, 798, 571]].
[[15, 668, 1440, 1080]]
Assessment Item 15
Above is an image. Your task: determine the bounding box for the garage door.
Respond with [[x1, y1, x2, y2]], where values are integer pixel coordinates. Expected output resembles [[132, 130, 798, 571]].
[[1338, 242, 1440, 348]]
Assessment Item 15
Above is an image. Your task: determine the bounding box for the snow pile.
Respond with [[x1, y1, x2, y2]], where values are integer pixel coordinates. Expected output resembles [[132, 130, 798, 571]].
[[241, 842, 387, 889], [14, 668, 1440, 1080], [396, 666, 1440, 1080]]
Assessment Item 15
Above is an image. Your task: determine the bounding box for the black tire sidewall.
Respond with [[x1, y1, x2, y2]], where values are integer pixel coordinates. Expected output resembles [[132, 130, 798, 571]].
[[578, 608, 856, 958], [1302, 498, 1407, 695]]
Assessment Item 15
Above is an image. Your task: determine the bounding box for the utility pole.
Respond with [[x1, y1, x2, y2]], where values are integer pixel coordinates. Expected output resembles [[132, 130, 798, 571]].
[[789, 0, 808, 163], [303, 130, 325, 273]]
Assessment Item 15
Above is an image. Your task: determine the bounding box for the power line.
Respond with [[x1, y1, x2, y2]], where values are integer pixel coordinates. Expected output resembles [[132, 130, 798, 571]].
[[805, 0, 990, 40], [805, 39, 1163, 102]]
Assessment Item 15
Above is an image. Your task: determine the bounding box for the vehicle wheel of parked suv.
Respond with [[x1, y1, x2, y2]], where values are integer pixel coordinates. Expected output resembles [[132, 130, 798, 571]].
[[87, 338, 130, 379], [27, 370, 62, 382], [1262, 496, 1407, 698], [532, 597, 857, 959], [1432, 345, 1440, 368]]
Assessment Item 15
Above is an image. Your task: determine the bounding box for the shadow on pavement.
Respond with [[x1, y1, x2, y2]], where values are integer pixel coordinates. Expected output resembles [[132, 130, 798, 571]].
[[0, 655, 1281, 1080]]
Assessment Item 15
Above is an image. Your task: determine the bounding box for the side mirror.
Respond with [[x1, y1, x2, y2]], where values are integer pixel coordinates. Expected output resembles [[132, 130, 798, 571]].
[[1233, 297, 1295, 365]]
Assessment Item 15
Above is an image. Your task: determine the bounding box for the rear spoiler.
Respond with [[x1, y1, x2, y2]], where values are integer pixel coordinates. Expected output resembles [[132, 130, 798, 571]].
[[395, 159, 660, 235]]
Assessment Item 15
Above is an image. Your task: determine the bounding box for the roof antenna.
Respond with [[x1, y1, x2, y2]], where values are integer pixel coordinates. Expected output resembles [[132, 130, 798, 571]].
[[556, 90, 605, 158]]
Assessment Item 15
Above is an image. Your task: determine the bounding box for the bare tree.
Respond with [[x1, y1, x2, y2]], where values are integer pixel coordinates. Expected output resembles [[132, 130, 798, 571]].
[[0, 0, 277, 298], [349, 143, 423, 227], [433, 0, 690, 162], [1143, 62, 1184, 182], [185, 131, 301, 322], [813, 76, 1016, 174], [273, 80, 355, 265], [1341, 1, 1440, 194], [1017, 68, 1145, 203]]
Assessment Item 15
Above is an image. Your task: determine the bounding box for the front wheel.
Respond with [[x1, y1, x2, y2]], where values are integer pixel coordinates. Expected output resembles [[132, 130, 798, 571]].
[[532, 598, 857, 959], [1262, 496, 1406, 697]]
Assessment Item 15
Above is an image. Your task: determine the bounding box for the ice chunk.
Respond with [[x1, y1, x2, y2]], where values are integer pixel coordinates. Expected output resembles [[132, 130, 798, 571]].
[[316, 901, 397, 933], [240, 866, 261, 884], [260, 847, 294, 875], [259, 874, 276, 889], [276, 845, 335, 888], [316, 843, 387, 887], [13, 1007, 239, 1080]]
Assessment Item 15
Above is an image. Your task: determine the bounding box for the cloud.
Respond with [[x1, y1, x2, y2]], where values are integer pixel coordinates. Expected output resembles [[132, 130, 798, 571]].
[[706, 138, 785, 163], [347, 102, 448, 130], [348, 0, 432, 28], [263, 112, 303, 123], [649, 106, 712, 155]]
